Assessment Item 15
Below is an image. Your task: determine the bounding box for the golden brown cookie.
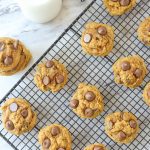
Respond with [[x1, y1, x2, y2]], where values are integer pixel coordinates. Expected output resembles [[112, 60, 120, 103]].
[[103, 0, 136, 16], [69, 83, 104, 119], [143, 82, 150, 106], [105, 112, 139, 144], [0, 98, 37, 136], [84, 143, 107, 150], [112, 55, 147, 88], [0, 37, 32, 76], [38, 124, 72, 150], [81, 22, 114, 56], [34, 60, 68, 92], [137, 17, 150, 46]]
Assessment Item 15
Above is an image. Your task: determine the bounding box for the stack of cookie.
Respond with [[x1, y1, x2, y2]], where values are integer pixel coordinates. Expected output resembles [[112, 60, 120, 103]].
[[0, 37, 32, 76]]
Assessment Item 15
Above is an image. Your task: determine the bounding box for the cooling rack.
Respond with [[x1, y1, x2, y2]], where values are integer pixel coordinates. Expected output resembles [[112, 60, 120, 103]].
[[0, 0, 150, 149]]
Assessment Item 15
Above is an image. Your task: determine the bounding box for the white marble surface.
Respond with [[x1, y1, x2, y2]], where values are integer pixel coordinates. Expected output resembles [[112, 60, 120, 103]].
[[0, 0, 91, 149]]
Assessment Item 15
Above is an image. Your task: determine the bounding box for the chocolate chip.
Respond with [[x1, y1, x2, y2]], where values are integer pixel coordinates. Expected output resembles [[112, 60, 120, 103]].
[[13, 40, 19, 50], [84, 108, 94, 117], [0, 42, 5, 51], [97, 26, 107, 35], [70, 99, 79, 109], [147, 89, 150, 98], [119, 0, 130, 6], [58, 148, 65, 150], [121, 61, 131, 71], [43, 76, 50, 85], [129, 120, 137, 128], [42, 138, 51, 149], [118, 131, 126, 140], [134, 69, 142, 78], [51, 126, 60, 136], [84, 33, 92, 43], [46, 60, 54, 68], [148, 27, 150, 32], [84, 91, 96, 101], [56, 75, 64, 84], [108, 121, 114, 130], [4, 56, 13, 65], [94, 146, 104, 150], [9, 103, 18, 112], [6, 120, 14, 130], [21, 109, 28, 118]]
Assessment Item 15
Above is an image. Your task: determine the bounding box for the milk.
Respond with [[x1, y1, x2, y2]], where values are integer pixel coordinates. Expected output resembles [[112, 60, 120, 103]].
[[16, 0, 62, 23]]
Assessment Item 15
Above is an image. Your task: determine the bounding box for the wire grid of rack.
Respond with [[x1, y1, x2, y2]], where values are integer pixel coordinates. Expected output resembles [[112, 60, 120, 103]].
[[0, 0, 150, 150]]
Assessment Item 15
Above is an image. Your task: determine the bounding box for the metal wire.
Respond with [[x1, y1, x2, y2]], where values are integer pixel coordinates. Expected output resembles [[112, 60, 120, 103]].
[[0, 0, 150, 150]]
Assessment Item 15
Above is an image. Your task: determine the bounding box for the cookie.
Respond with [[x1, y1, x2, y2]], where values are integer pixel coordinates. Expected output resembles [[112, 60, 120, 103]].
[[38, 124, 72, 150], [34, 60, 68, 92], [84, 143, 107, 150], [103, 0, 136, 16], [137, 17, 150, 46], [105, 112, 139, 144], [112, 55, 147, 88], [0, 37, 32, 76], [69, 83, 104, 119], [81, 22, 114, 56], [0, 98, 37, 136], [143, 82, 150, 106]]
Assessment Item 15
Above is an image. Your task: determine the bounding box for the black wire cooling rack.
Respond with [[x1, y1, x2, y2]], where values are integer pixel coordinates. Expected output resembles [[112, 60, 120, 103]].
[[0, 0, 150, 150]]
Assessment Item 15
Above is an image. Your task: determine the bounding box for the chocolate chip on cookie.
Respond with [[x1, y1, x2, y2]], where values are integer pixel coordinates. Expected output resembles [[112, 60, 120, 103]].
[[84, 91, 96, 101], [129, 120, 137, 129], [4, 56, 13, 65], [121, 61, 131, 71], [70, 99, 79, 109], [84, 108, 94, 117], [58, 148, 65, 150], [21, 109, 28, 118], [13, 40, 19, 50], [98, 26, 107, 35], [119, 0, 130, 6], [9, 102, 18, 112], [147, 89, 150, 98], [84, 33, 92, 43], [94, 146, 104, 150], [118, 131, 126, 140], [43, 138, 51, 149], [46, 60, 54, 68], [0, 42, 5, 51], [6, 120, 14, 130], [148, 27, 150, 32], [43, 76, 50, 85], [56, 74, 64, 84], [51, 126, 60, 136], [134, 69, 142, 78]]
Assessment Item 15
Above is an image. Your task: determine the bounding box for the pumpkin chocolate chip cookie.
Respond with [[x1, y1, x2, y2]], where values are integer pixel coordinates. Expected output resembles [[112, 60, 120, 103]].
[[84, 143, 107, 150], [81, 22, 114, 56], [38, 124, 72, 150], [112, 55, 147, 88], [0, 37, 32, 76], [143, 82, 150, 106], [69, 83, 104, 119], [34, 60, 68, 92], [103, 0, 136, 16], [105, 112, 139, 144], [137, 17, 150, 46], [0, 98, 37, 136]]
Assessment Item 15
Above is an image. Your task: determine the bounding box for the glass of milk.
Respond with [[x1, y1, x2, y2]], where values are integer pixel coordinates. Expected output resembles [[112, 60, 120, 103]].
[[16, 0, 62, 23]]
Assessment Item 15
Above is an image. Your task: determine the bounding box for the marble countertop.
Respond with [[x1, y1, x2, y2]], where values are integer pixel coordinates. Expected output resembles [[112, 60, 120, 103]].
[[0, 0, 91, 149]]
